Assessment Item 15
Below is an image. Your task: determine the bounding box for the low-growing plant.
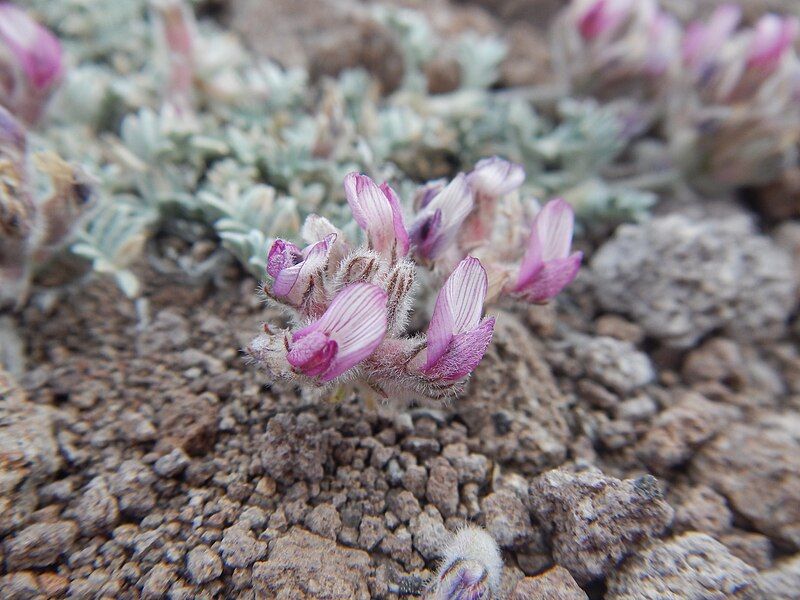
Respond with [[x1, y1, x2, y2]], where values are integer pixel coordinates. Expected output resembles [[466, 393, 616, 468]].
[[554, 0, 800, 192], [1, 0, 656, 308], [247, 158, 581, 403]]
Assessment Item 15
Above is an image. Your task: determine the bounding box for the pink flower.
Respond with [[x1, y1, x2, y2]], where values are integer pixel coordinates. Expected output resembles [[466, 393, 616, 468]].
[[577, 0, 633, 41], [644, 10, 681, 76], [413, 179, 446, 211], [0, 3, 62, 90], [344, 173, 409, 260], [0, 3, 63, 124], [509, 199, 582, 303], [287, 283, 387, 382], [467, 156, 525, 199], [409, 173, 473, 261], [422, 257, 495, 382], [462, 157, 524, 248], [747, 14, 799, 74], [152, 0, 197, 109], [682, 4, 741, 75], [267, 234, 335, 306]]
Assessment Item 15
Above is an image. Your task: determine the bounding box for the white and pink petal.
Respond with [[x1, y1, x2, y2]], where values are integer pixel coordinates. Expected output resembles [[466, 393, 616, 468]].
[[379, 182, 410, 257], [344, 173, 408, 258], [527, 198, 575, 266], [422, 317, 495, 381], [468, 156, 525, 198], [747, 14, 799, 72], [410, 174, 473, 260], [513, 252, 583, 303], [313, 283, 388, 381], [425, 257, 488, 369], [0, 3, 62, 90], [269, 235, 334, 302]]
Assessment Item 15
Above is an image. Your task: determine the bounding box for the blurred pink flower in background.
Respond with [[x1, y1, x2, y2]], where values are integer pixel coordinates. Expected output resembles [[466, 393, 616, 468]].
[[746, 13, 799, 74], [0, 2, 63, 124], [576, 0, 634, 41]]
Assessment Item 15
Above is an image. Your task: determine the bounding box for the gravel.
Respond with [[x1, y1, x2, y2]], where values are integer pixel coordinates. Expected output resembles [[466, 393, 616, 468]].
[[529, 468, 674, 584], [606, 533, 757, 599], [592, 213, 797, 348]]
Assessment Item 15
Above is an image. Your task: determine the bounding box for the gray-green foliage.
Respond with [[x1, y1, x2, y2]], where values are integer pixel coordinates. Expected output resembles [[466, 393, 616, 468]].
[[21, 0, 655, 297], [71, 200, 152, 298]]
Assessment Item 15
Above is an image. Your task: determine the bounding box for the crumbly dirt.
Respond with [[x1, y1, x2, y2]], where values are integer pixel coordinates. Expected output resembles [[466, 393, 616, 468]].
[[1, 226, 799, 599]]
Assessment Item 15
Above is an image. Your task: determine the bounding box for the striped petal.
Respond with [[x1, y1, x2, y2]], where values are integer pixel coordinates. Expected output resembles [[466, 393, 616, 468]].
[[468, 156, 525, 199], [518, 199, 575, 285], [514, 252, 583, 304], [379, 181, 410, 257], [425, 257, 488, 370], [513, 199, 581, 303], [345, 172, 408, 258], [422, 317, 495, 382], [410, 173, 473, 261], [291, 283, 388, 382], [414, 179, 446, 210]]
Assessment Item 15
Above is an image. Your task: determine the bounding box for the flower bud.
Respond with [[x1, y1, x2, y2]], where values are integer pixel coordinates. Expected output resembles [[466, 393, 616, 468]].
[[344, 172, 409, 261], [384, 259, 416, 335], [682, 4, 741, 78], [576, 0, 633, 41], [0, 3, 63, 124], [151, 0, 197, 110], [410, 173, 473, 262], [462, 157, 524, 249], [334, 248, 388, 289], [424, 526, 503, 600], [266, 234, 335, 315], [746, 14, 799, 75]]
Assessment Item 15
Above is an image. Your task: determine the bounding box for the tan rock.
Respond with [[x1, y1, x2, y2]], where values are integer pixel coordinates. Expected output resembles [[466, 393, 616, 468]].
[[253, 527, 371, 599], [512, 566, 588, 600]]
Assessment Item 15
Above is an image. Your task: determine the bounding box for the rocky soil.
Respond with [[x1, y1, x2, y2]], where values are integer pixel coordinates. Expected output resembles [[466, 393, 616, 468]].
[[0, 203, 799, 599], [3, 0, 800, 598]]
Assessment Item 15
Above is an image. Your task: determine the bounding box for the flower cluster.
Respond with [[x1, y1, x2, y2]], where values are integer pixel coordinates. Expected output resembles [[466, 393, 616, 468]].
[[670, 6, 800, 188], [556, 0, 800, 190], [0, 2, 63, 125], [408, 156, 583, 307], [248, 158, 581, 404], [553, 0, 681, 102]]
